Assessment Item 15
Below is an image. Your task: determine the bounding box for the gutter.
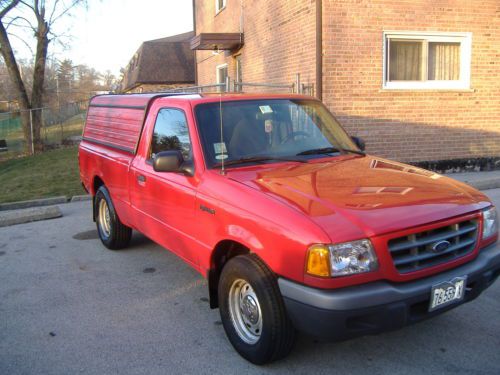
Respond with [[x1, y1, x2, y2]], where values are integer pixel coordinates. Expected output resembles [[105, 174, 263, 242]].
[[192, 0, 198, 85], [316, 0, 322, 100]]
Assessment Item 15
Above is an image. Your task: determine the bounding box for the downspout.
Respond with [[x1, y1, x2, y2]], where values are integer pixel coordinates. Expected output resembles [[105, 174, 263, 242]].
[[192, 0, 198, 85], [240, 0, 244, 34], [316, 0, 322, 100]]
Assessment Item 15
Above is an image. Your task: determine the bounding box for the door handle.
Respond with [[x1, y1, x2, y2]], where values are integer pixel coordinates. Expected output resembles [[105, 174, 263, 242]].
[[137, 174, 146, 183]]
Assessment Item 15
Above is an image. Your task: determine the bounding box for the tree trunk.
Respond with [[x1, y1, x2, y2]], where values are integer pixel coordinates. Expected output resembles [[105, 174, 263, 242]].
[[31, 20, 50, 153], [0, 21, 33, 153]]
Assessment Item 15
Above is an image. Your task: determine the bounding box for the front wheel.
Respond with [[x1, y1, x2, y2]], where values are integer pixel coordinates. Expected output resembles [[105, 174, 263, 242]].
[[218, 254, 296, 364], [95, 186, 132, 250]]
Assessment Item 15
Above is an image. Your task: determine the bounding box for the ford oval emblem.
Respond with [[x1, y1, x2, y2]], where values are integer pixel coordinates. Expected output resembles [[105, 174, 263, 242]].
[[432, 240, 451, 253]]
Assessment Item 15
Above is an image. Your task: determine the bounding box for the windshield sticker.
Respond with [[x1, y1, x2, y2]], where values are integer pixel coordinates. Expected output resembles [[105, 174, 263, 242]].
[[259, 105, 273, 114], [264, 120, 273, 133], [215, 154, 228, 160], [213, 142, 227, 154]]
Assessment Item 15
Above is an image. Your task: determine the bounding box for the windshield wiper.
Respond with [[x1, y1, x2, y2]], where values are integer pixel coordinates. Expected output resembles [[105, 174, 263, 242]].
[[296, 147, 365, 156], [342, 148, 365, 155], [214, 155, 307, 168], [296, 147, 340, 156]]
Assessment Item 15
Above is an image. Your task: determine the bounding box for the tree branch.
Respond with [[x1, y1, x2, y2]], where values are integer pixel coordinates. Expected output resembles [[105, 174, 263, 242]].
[[48, 0, 59, 23], [50, 0, 84, 25], [0, 0, 21, 19], [33, 0, 38, 16], [5, 29, 34, 54], [4, 15, 36, 31], [18, 0, 33, 11]]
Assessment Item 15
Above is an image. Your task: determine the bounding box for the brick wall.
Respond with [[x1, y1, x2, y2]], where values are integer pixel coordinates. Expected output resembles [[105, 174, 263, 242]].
[[195, 0, 317, 91], [322, 0, 500, 162], [194, 0, 500, 163]]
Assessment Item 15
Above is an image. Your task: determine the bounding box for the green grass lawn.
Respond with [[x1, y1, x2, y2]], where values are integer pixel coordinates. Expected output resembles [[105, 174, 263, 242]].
[[0, 146, 85, 204]]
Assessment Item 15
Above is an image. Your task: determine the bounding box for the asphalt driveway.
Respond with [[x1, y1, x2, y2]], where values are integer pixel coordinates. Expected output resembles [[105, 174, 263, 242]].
[[1, 190, 499, 375]]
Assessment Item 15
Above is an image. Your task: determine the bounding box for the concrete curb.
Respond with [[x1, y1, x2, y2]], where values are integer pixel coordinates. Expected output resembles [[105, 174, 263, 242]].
[[461, 178, 500, 191], [70, 195, 92, 202], [0, 196, 67, 211], [0, 205, 63, 228]]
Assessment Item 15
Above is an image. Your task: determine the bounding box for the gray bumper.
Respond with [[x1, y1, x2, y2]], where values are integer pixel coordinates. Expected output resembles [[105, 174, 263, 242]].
[[278, 242, 500, 339]]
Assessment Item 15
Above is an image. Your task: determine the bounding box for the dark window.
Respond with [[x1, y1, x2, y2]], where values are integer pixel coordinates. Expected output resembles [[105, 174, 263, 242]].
[[235, 55, 242, 92], [216, 0, 226, 13], [150, 109, 191, 160]]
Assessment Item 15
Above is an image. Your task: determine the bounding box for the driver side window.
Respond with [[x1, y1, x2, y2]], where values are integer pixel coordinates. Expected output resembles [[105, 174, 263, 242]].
[[150, 109, 192, 160]]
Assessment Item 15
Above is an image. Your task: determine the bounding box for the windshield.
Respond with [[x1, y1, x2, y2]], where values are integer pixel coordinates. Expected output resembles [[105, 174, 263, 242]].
[[194, 99, 360, 168]]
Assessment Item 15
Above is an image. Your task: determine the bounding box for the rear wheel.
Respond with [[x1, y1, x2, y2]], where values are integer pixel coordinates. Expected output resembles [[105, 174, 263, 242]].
[[218, 254, 296, 364], [95, 186, 132, 250]]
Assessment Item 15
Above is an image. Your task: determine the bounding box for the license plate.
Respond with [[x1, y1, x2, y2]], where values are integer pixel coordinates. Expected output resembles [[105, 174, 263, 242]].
[[429, 276, 467, 312]]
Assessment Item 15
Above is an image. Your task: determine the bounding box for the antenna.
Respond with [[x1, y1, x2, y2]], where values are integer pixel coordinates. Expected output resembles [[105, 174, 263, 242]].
[[219, 92, 226, 175]]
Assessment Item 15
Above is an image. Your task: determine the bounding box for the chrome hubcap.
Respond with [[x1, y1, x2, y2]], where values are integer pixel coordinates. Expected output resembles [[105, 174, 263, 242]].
[[98, 199, 111, 238], [228, 279, 263, 344]]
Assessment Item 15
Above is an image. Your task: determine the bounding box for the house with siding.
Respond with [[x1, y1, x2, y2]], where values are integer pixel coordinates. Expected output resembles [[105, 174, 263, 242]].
[[121, 31, 195, 93], [191, 0, 500, 167]]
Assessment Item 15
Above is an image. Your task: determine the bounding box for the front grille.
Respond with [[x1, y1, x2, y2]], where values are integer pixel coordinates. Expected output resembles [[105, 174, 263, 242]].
[[388, 219, 479, 273]]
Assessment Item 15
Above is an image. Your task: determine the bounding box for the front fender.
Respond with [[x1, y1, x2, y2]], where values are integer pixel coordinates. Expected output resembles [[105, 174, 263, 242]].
[[195, 191, 330, 285], [226, 224, 264, 252]]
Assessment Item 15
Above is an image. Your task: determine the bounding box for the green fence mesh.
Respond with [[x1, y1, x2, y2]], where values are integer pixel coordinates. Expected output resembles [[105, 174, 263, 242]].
[[0, 101, 87, 161]]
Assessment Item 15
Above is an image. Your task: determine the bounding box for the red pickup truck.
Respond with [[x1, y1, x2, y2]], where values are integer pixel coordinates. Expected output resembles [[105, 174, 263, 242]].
[[79, 93, 499, 364]]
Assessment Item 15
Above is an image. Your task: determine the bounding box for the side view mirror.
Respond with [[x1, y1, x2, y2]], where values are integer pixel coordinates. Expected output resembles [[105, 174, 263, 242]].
[[351, 136, 366, 151], [153, 150, 194, 176]]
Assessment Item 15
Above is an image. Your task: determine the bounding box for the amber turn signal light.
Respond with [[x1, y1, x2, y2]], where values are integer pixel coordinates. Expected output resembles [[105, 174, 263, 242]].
[[306, 245, 330, 277]]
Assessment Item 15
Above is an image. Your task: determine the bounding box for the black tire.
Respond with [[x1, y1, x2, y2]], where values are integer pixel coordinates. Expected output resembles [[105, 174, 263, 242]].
[[218, 254, 296, 364], [94, 185, 132, 250]]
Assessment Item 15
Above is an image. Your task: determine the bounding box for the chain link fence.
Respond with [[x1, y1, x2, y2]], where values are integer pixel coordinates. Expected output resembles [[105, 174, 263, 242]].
[[0, 101, 87, 161]]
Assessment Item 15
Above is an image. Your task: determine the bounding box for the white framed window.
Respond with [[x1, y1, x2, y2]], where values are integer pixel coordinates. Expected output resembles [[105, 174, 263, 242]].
[[216, 63, 228, 92], [215, 0, 227, 14], [383, 31, 472, 90]]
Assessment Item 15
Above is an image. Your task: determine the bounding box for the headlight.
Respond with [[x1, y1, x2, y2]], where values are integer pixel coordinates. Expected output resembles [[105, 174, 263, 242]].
[[306, 239, 378, 278], [482, 206, 498, 240]]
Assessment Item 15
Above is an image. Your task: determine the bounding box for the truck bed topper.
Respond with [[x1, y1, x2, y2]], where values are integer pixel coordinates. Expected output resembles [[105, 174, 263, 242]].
[[83, 93, 192, 154]]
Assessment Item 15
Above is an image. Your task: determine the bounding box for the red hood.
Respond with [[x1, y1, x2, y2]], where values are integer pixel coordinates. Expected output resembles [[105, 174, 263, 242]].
[[226, 155, 491, 242]]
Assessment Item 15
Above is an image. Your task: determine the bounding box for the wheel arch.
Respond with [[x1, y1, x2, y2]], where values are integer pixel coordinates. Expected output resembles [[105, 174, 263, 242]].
[[92, 175, 106, 222], [92, 175, 105, 195], [208, 239, 255, 309]]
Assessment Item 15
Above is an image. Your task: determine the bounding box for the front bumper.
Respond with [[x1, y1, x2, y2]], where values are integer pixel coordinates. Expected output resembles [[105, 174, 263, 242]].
[[279, 241, 500, 340]]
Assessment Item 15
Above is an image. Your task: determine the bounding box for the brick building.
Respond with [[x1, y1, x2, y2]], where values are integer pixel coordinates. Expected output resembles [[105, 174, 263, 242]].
[[121, 32, 195, 93], [191, 0, 500, 166]]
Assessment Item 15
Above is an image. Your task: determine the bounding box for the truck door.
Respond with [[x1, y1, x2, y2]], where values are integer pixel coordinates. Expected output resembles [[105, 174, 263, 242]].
[[129, 106, 199, 268]]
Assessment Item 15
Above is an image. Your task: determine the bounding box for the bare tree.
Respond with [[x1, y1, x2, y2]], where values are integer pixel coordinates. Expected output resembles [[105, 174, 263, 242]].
[[0, 0, 85, 153], [102, 70, 116, 91]]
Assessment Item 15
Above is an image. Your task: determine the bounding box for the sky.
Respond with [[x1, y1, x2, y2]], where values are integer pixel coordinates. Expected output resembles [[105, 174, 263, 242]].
[[8, 0, 194, 76]]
